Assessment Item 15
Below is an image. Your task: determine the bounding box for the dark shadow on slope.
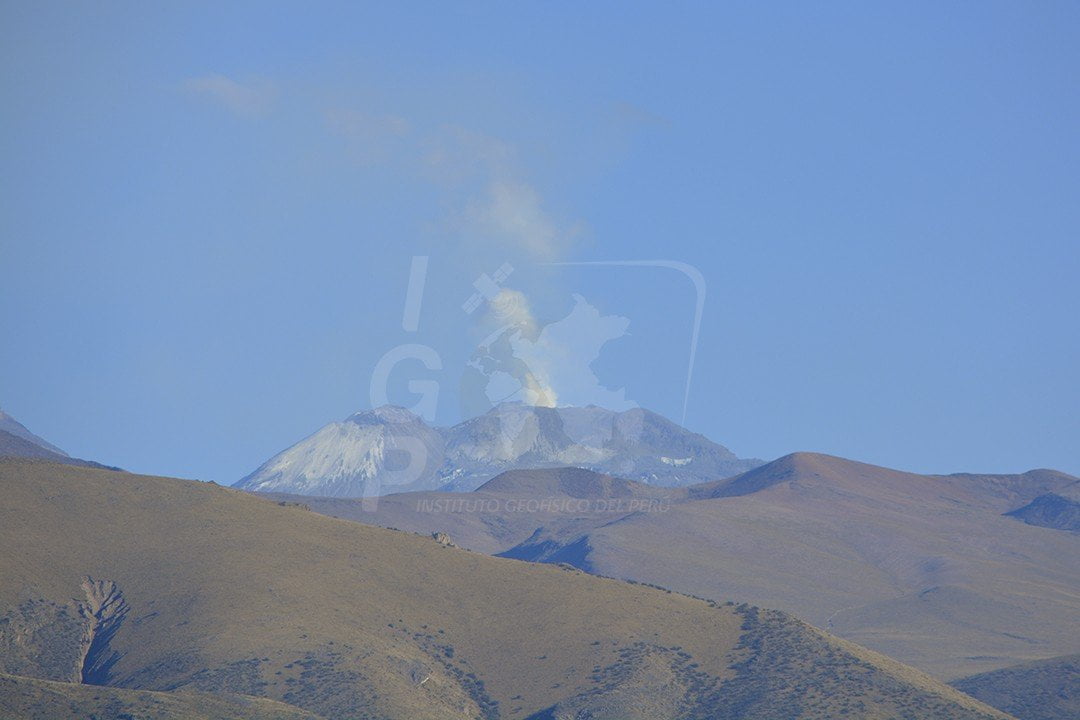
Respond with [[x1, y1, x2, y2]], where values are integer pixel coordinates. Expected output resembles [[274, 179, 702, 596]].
[[497, 534, 595, 574], [1004, 493, 1080, 532]]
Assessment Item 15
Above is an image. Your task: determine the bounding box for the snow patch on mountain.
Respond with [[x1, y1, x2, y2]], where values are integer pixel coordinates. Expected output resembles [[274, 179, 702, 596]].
[[237, 403, 764, 498], [240, 422, 389, 493], [237, 406, 445, 497], [661, 456, 693, 467]]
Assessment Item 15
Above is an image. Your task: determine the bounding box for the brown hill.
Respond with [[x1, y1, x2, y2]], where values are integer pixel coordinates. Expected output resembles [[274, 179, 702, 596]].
[[294, 454, 1080, 680], [0, 458, 1009, 719]]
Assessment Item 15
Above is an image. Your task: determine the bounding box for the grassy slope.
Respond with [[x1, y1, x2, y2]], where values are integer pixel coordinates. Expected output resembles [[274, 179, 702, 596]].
[[0, 458, 1008, 719], [0, 671, 321, 720], [950, 654, 1080, 720], [298, 454, 1080, 680]]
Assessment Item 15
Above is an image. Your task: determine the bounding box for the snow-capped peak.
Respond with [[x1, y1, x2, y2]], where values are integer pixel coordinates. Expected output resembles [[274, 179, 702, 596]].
[[346, 405, 424, 426]]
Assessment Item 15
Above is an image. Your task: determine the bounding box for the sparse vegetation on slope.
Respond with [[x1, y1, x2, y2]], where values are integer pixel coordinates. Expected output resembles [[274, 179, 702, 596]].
[[313, 457, 1080, 679], [0, 458, 1011, 719]]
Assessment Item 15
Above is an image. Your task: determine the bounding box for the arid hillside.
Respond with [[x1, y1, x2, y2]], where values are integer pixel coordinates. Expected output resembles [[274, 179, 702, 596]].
[[0, 458, 1010, 719], [287, 454, 1080, 680]]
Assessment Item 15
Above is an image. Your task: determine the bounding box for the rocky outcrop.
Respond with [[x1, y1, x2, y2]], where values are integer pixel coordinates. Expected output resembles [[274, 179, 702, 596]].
[[431, 531, 455, 547]]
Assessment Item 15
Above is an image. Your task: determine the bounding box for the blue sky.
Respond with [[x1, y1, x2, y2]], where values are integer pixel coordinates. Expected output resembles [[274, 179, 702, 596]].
[[2, 2, 1077, 482]]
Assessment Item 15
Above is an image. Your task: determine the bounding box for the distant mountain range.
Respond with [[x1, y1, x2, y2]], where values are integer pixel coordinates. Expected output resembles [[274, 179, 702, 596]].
[[236, 403, 762, 496], [0, 409, 118, 470], [0, 409, 68, 456], [277, 453, 1080, 684]]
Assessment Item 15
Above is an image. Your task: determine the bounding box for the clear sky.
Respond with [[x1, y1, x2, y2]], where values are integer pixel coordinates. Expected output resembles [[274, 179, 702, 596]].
[[2, 2, 1077, 483]]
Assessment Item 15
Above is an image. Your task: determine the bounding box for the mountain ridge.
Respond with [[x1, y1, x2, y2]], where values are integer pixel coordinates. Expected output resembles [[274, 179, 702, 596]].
[[0, 410, 68, 457], [0, 410, 120, 471], [237, 403, 762, 497]]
